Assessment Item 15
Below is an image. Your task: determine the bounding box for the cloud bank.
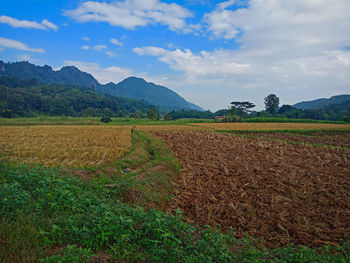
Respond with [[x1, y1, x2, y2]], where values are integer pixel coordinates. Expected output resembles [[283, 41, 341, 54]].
[[132, 0, 350, 109], [65, 0, 196, 33], [0, 37, 45, 53], [0, 15, 57, 31]]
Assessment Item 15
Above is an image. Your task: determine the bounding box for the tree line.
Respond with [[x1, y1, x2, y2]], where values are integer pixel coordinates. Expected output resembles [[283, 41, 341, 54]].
[[164, 94, 350, 122]]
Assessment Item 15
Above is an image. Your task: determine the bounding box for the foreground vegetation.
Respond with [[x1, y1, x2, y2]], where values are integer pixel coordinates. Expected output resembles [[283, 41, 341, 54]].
[[1, 130, 349, 262]]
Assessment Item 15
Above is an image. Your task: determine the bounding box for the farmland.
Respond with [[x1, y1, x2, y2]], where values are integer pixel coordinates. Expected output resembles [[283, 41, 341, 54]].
[[155, 130, 350, 248], [1, 121, 350, 262], [192, 122, 350, 131], [0, 126, 131, 167]]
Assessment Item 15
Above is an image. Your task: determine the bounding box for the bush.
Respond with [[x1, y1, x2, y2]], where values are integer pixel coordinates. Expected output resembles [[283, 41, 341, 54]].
[[224, 115, 241, 123], [100, 116, 112, 123], [342, 116, 350, 123]]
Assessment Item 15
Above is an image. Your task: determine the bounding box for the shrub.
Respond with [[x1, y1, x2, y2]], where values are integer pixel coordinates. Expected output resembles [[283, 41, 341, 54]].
[[100, 116, 112, 123], [224, 115, 241, 123], [342, 116, 350, 123]]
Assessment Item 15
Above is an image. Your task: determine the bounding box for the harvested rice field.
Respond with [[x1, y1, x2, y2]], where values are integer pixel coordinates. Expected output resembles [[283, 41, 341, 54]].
[[154, 130, 350, 248], [0, 125, 131, 167]]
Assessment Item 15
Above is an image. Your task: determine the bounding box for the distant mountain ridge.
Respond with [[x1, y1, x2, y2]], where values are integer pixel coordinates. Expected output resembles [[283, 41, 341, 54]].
[[0, 61, 203, 111], [97, 77, 203, 111], [0, 61, 98, 88], [293, 95, 350, 110]]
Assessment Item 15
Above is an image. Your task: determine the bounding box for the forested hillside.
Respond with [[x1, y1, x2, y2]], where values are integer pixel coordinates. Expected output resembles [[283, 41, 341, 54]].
[[0, 75, 153, 117], [98, 77, 203, 111], [294, 95, 350, 110]]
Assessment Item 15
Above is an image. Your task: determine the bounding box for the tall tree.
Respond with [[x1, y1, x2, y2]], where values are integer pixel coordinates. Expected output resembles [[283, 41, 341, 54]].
[[230, 101, 256, 117], [147, 107, 159, 120], [264, 94, 279, 114]]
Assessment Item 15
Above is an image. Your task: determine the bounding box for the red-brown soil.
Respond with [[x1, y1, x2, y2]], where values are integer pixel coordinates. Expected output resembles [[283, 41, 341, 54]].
[[245, 132, 350, 148], [154, 131, 350, 248]]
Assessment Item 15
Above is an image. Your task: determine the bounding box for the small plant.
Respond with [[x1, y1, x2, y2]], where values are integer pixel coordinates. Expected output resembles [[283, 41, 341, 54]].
[[40, 245, 94, 263]]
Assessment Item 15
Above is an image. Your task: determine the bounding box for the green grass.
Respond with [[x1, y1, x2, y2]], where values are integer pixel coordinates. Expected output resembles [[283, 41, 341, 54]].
[[242, 117, 348, 124], [109, 118, 214, 125], [1, 131, 349, 262], [1, 116, 349, 126], [92, 130, 181, 208], [0, 116, 214, 126], [0, 116, 102, 126]]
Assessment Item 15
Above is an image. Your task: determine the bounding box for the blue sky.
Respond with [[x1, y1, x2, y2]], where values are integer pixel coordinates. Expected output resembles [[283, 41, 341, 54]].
[[1, 0, 350, 111]]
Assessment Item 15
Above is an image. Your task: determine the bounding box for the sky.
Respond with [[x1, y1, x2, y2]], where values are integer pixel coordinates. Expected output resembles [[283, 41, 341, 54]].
[[1, 0, 350, 111]]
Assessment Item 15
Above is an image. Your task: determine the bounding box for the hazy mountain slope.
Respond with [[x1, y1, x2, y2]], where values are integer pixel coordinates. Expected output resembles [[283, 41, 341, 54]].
[[97, 77, 203, 111], [294, 95, 350, 110]]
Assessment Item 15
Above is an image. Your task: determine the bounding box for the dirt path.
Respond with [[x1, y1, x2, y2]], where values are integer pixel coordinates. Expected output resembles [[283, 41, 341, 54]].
[[155, 131, 350, 247]]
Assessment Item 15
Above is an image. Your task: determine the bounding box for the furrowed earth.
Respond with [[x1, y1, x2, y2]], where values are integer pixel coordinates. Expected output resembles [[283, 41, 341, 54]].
[[153, 130, 350, 248]]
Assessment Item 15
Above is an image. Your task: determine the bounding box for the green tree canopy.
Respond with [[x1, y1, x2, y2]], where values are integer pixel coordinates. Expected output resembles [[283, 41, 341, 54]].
[[264, 94, 280, 114], [147, 107, 159, 120], [164, 112, 172, 121], [230, 101, 255, 117]]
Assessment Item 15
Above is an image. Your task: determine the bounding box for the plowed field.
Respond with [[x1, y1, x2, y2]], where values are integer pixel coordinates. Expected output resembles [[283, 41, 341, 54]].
[[193, 122, 350, 131], [241, 132, 350, 148], [155, 131, 350, 247]]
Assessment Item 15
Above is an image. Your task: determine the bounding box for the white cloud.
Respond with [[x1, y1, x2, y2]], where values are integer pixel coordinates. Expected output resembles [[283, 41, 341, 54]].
[[110, 38, 123, 46], [105, 51, 118, 58], [0, 15, 57, 31], [82, 36, 90, 41], [93, 45, 107, 51], [41, 19, 58, 31], [133, 47, 250, 76], [81, 45, 90, 50], [64, 0, 195, 33], [18, 54, 32, 61], [0, 37, 45, 53], [132, 1, 350, 110], [134, 45, 350, 109], [64, 60, 133, 84], [17, 54, 43, 64], [204, 0, 350, 49]]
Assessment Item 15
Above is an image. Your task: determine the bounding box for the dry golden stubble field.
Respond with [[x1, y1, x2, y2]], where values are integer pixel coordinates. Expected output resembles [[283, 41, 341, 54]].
[[0, 125, 131, 167]]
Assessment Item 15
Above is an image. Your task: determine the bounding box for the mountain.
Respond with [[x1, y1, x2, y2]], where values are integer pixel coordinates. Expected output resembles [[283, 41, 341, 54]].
[[0, 61, 98, 88], [97, 77, 203, 111], [0, 75, 153, 117], [186, 101, 204, 111], [293, 95, 350, 110], [0, 61, 203, 111]]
